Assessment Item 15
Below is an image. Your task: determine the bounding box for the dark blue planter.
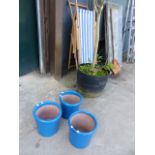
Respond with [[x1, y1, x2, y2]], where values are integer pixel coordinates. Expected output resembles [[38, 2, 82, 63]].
[[68, 110, 98, 149], [59, 90, 83, 119], [32, 101, 62, 137], [77, 68, 109, 93]]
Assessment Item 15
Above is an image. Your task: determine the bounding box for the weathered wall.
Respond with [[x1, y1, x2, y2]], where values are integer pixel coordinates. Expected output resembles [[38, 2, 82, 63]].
[[108, 0, 129, 52], [19, 0, 39, 76], [101, 0, 128, 53]]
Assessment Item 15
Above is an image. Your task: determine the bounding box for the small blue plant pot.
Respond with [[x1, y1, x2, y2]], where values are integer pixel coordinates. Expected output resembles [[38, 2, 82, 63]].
[[32, 101, 62, 137], [68, 110, 98, 149], [59, 90, 83, 119]]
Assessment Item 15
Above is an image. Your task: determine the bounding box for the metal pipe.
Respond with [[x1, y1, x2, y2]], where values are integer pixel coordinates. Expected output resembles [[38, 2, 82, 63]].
[[35, 0, 45, 74]]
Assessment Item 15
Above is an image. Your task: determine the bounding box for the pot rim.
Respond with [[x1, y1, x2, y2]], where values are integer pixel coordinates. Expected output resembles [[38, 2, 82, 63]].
[[32, 101, 62, 123], [68, 110, 98, 135], [59, 90, 83, 106]]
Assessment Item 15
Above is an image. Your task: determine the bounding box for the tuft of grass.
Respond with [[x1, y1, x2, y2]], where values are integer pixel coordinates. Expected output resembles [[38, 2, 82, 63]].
[[79, 62, 113, 77], [79, 55, 114, 77]]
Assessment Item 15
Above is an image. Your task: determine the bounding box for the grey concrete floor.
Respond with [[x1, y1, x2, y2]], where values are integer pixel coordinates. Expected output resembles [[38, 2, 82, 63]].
[[19, 63, 135, 155]]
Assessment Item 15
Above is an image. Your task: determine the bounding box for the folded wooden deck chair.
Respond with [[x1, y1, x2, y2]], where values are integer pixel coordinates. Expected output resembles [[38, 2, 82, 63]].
[[68, 0, 95, 70]]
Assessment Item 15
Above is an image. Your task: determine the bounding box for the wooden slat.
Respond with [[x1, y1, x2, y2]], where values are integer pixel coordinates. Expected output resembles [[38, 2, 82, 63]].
[[48, 0, 64, 79], [70, 2, 88, 9], [49, 0, 55, 74], [54, 0, 64, 79]]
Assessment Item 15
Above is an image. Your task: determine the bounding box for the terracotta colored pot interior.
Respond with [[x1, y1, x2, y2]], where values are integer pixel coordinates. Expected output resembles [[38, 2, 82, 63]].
[[62, 94, 80, 104], [36, 105, 59, 120], [71, 113, 96, 132]]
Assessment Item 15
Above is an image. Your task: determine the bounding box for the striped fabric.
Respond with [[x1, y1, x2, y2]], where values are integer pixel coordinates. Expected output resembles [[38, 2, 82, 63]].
[[78, 8, 95, 64]]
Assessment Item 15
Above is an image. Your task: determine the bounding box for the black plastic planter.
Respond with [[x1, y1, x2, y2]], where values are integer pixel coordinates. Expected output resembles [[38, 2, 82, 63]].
[[77, 69, 109, 93]]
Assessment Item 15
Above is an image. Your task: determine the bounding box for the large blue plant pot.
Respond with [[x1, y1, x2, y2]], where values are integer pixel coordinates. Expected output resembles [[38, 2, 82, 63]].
[[68, 110, 98, 149], [32, 101, 62, 137], [59, 90, 83, 119]]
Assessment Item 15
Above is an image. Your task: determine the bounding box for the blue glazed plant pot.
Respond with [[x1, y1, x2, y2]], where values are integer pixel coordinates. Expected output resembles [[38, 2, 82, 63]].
[[59, 90, 83, 119], [68, 110, 98, 149], [32, 101, 62, 137]]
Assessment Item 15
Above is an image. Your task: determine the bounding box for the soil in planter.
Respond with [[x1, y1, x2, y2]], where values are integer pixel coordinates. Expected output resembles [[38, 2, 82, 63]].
[[36, 105, 59, 120], [62, 95, 80, 104], [71, 113, 96, 132]]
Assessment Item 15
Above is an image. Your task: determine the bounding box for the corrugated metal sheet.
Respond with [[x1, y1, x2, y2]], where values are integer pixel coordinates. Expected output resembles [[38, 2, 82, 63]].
[[78, 8, 94, 64]]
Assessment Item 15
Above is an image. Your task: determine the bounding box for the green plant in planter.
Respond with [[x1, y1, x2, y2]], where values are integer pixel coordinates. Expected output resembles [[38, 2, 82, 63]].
[[79, 56, 113, 77]]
